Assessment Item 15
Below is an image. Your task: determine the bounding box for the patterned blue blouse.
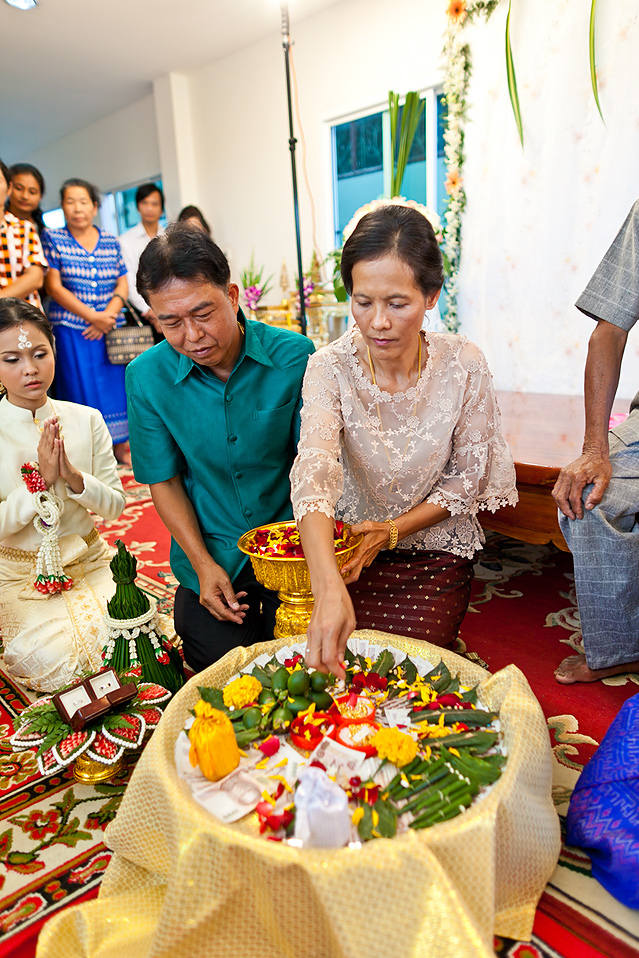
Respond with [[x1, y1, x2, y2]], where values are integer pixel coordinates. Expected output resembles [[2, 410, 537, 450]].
[[42, 226, 127, 329]]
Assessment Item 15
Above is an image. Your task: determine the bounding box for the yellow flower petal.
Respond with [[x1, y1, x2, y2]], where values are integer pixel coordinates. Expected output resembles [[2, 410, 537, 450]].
[[352, 807, 365, 826]]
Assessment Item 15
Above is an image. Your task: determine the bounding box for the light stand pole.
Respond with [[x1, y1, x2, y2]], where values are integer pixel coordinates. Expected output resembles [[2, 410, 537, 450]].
[[280, 3, 307, 336]]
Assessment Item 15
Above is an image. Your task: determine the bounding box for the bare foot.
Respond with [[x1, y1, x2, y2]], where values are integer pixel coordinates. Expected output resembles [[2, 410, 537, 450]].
[[554, 653, 639, 685], [113, 442, 132, 467]]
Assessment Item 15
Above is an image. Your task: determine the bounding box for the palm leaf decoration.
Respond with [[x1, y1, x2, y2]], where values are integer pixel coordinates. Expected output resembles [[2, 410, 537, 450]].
[[389, 91, 425, 196], [589, 0, 604, 122], [505, 0, 524, 146]]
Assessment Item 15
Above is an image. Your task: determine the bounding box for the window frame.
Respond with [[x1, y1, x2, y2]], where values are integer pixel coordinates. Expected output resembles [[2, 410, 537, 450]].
[[326, 87, 444, 249]]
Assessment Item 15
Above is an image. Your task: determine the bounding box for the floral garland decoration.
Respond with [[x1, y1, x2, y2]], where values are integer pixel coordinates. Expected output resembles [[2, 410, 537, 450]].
[[21, 462, 73, 594], [342, 196, 442, 245], [441, 0, 500, 333]]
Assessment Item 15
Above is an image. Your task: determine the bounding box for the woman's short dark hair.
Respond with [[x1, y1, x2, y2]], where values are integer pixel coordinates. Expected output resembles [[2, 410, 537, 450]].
[[137, 222, 230, 299], [60, 178, 101, 207], [177, 205, 211, 236], [9, 163, 46, 234], [0, 299, 56, 371], [340, 205, 444, 299], [135, 182, 164, 211]]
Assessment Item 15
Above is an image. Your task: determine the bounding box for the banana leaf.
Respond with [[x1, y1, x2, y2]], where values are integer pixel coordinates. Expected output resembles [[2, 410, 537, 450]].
[[505, 1, 524, 146]]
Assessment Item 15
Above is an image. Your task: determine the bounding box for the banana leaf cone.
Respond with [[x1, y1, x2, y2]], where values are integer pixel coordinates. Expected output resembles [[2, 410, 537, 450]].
[[105, 540, 185, 694]]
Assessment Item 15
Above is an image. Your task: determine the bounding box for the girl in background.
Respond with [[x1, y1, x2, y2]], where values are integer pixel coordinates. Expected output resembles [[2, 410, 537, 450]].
[[6, 163, 47, 235]]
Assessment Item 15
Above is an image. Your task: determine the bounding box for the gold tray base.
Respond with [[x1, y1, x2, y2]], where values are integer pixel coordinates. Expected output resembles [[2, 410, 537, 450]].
[[274, 590, 314, 639], [73, 752, 126, 784]]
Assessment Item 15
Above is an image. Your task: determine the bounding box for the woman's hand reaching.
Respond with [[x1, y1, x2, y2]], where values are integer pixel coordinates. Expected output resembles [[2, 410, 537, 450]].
[[304, 575, 356, 680], [339, 520, 392, 584]]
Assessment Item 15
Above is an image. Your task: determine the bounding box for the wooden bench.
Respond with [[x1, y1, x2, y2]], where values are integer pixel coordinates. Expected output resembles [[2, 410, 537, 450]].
[[478, 391, 631, 550]]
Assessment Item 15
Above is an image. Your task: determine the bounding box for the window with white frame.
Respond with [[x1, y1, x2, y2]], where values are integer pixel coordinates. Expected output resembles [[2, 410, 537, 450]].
[[100, 178, 166, 236], [332, 90, 447, 248]]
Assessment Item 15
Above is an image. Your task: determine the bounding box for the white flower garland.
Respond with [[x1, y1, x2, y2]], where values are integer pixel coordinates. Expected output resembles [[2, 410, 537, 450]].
[[441, 0, 500, 333], [100, 604, 166, 668], [343, 197, 442, 244]]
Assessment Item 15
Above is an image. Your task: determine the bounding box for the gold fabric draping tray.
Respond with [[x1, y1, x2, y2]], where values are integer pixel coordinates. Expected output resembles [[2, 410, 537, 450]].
[[36, 631, 560, 958]]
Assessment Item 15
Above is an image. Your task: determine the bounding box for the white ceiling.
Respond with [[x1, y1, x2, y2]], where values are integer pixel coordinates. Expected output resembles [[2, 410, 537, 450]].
[[0, 0, 341, 160]]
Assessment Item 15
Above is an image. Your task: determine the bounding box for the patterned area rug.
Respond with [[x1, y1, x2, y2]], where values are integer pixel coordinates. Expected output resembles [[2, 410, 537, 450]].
[[0, 472, 637, 957]]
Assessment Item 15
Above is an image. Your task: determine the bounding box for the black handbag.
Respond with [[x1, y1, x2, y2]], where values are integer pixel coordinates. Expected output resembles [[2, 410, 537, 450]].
[[105, 301, 155, 365]]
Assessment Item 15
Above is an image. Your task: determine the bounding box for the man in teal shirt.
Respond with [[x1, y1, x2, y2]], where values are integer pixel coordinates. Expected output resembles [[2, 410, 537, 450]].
[[126, 224, 314, 672]]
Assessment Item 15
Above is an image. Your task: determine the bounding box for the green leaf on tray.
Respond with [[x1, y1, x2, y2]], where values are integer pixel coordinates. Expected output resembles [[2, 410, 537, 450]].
[[250, 665, 273, 688], [372, 649, 395, 678], [197, 687, 226, 711], [233, 727, 261, 749], [373, 798, 397, 839], [399, 657, 417, 686], [356, 803, 374, 841]]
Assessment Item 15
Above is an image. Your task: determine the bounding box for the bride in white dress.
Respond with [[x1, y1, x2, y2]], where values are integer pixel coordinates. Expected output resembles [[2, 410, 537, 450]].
[[0, 299, 126, 692]]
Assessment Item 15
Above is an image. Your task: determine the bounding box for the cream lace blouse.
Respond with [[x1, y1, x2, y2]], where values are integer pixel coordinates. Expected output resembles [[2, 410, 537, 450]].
[[290, 329, 518, 559]]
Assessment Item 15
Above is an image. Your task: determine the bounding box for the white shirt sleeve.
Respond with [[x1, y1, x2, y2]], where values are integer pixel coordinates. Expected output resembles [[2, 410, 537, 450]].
[[119, 227, 151, 315]]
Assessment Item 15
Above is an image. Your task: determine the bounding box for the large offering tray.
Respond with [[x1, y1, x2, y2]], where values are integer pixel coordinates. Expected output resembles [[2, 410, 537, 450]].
[[176, 637, 505, 845]]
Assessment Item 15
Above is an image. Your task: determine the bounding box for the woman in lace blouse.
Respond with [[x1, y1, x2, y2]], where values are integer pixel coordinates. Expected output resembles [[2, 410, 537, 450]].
[[290, 205, 517, 677]]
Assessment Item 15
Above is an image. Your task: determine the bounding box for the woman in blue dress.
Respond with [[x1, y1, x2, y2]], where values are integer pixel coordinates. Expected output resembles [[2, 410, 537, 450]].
[[42, 179, 131, 465]]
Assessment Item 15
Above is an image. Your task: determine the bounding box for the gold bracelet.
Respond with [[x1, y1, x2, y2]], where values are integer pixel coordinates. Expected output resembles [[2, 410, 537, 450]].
[[384, 517, 399, 550]]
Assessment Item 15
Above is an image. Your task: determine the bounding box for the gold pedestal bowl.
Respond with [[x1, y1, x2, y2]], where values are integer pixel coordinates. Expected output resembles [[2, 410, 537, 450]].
[[73, 752, 127, 784], [237, 521, 363, 638]]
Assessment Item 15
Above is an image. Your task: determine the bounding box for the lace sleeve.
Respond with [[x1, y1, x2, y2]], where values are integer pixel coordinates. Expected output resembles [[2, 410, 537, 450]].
[[290, 353, 344, 521], [427, 342, 518, 516]]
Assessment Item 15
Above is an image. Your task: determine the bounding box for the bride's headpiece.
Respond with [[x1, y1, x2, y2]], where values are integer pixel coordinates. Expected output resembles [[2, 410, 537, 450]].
[[342, 197, 443, 244]]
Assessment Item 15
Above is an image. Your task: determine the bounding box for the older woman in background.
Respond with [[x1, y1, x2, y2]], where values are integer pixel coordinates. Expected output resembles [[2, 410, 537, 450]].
[[42, 178, 131, 464], [291, 204, 517, 677]]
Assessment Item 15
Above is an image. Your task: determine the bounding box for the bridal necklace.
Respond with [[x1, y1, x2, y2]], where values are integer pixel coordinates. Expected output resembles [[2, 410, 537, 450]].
[[33, 397, 60, 435], [366, 334, 422, 493]]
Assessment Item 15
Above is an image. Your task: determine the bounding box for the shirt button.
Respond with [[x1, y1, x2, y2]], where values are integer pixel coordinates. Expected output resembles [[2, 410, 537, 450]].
[[235, 472, 242, 479], [244, 508, 252, 517], [225, 395, 233, 403], [229, 435, 237, 443]]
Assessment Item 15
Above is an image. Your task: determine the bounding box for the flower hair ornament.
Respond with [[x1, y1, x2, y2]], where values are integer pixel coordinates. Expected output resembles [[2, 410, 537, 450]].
[[21, 463, 73, 594], [18, 326, 32, 349], [342, 196, 443, 244]]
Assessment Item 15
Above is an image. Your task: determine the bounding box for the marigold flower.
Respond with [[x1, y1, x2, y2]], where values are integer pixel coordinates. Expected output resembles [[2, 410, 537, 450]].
[[188, 701, 240, 781], [371, 727, 418, 767], [223, 674, 262, 709]]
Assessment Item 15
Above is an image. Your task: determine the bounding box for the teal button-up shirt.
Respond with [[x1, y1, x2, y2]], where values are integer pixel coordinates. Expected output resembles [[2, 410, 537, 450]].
[[126, 318, 315, 593]]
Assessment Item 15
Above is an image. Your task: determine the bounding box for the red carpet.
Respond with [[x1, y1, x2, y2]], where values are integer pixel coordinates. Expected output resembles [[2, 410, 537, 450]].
[[0, 470, 637, 957]]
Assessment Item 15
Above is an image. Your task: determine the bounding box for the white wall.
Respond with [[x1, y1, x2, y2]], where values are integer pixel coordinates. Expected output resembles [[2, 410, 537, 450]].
[[189, 0, 447, 285], [459, 0, 639, 397], [18, 0, 639, 398], [23, 94, 160, 209]]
